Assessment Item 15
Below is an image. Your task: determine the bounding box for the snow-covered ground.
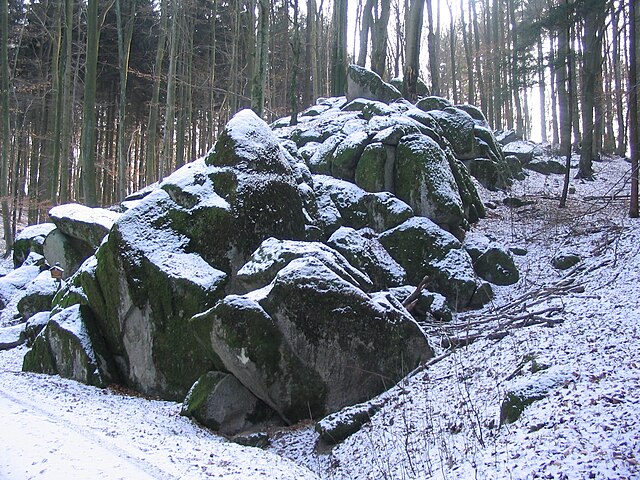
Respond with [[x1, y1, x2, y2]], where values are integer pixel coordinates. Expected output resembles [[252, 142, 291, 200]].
[[1, 152, 639, 479]]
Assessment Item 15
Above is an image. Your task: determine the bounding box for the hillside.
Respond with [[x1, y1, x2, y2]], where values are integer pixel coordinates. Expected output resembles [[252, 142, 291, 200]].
[[1, 151, 638, 479]]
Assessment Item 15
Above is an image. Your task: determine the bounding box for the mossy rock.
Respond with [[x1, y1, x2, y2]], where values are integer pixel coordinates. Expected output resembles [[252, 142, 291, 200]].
[[552, 253, 581, 270], [379, 217, 480, 309], [236, 237, 372, 293], [314, 176, 414, 234], [327, 227, 406, 290], [473, 247, 519, 286], [316, 398, 387, 445], [389, 76, 430, 96], [43, 228, 95, 279], [354, 142, 389, 192], [331, 131, 371, 182], [191, 293, 327, 424], [181, 371, 278, 436], [428, 107, 477, 159], [416, 96, 453, 112], [456, 104, 489, 126], [308, 134, 345, 175], [445, 153, 485, 224], [388, 286, 453, 323], [395, 135, 464, 228], [17, 271, 59, 321], [346, 64, 402, 103], [48, 203, 120, 249], [13, 223, 56, 268], [23, 305, 105, 387]]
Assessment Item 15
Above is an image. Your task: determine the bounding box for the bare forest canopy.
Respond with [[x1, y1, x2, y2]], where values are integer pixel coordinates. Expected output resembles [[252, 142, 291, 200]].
[[0, 0, 638, 251]]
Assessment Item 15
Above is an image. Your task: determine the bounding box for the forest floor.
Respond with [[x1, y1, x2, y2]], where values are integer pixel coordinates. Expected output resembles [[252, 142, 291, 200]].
[[1, 150, 639, 479]]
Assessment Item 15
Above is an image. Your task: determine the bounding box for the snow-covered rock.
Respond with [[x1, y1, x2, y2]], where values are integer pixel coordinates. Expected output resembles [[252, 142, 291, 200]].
[[13, 223, 56, 268], [16, 270, 59, 320], [346, 64, 402, 103], [23, 305, 104, 386], [327, 227, 406, 290], [49, 203, 120, 249], [182, 371, 279, 436], [43, 228, 94, 278], [193, 256, 431, 425], [395, 134, 465, 227], [237, 237, 373, 292], [379, 217, 484, 308]]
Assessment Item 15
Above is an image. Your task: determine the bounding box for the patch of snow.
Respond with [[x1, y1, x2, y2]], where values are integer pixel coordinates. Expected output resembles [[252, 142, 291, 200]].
[[49, 204, 120, 231]]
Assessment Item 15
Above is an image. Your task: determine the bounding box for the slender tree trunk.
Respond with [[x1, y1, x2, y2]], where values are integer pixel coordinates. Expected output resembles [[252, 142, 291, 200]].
[[471, 0, 486, 117], [161, 0, 179, 179], [537, 35, 548, 143], [1, 0, 12, 251], [252, 0, 271, 117], [630, 0, 639, 217], [116, 0, 135, 200], [612, 4, 626, 156], [331, 0, 348, 96], [578, 1, 605, 180], [403, 0, 425, 101], [306, 0, 319, 103], [358, 0, 374, 66], [60, 0, 74, 203], [426, 0, 439, 95], [80, 0, 101, 206], [448, 6, 457, 104], [460, 0, 474, 104], [145, 0, 168, 185], [370, 0, 391, 77], [290, 0, 301, 124], [549, 37, 559, 145], [557, 26, 571, 155]]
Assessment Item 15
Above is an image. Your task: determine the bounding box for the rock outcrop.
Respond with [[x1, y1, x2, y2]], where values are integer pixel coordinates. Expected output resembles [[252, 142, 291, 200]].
[[15, 77, 522, 435]]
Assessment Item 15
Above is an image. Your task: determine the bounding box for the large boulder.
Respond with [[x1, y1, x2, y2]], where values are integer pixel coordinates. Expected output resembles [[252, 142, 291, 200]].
[[395, 134, 464, 228], [43, 228, 95, 279], [502, 140, 538, 164], [314, 176, 414, 235], [13, 223, 56, 268], [464, 233, 519, 286], [427, 107, 477, 159], [193, 257, 432, 424], [327, 227, 405, 290], [17, 270, 59, 320], [236, 237, 373, 293], [72, 110, 307, 400], [346, 64, 402, 103], [181, 371, 277, 436], [379, 217, 482, 309], [49, 204, 120, 249], [23, 305, 106, 386]]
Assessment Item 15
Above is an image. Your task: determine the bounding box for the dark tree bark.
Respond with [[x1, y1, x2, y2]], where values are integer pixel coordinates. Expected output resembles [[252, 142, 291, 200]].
[[403, 0, 425, 101], [630, 0, 639, 217], [331, 0, 348, 96], [577, 0, 606, 180]]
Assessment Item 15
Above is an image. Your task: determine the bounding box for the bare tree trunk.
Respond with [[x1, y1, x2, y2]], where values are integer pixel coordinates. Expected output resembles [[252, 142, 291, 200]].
[[630, 0, 639, 217], [116, 0, 135, 200], [358, 0, 375, 66], [370, 0, 391, 77], [290, 0, 301, 124], [426, 0, 439, 95], [252, 0, 270, 117], [537, 36, 548, 143], [331, 0, 348, 96], [403, 0, 424, 101], [577, 1, 605, 180], [145, 0, 168, 185], [1, 0, 13, 251], [460, 0, 474, 104]]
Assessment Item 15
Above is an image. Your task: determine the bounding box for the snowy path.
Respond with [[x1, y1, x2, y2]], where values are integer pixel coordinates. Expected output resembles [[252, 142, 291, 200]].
[[0, 349, 319, 480], [0, 388, 166, 480]]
